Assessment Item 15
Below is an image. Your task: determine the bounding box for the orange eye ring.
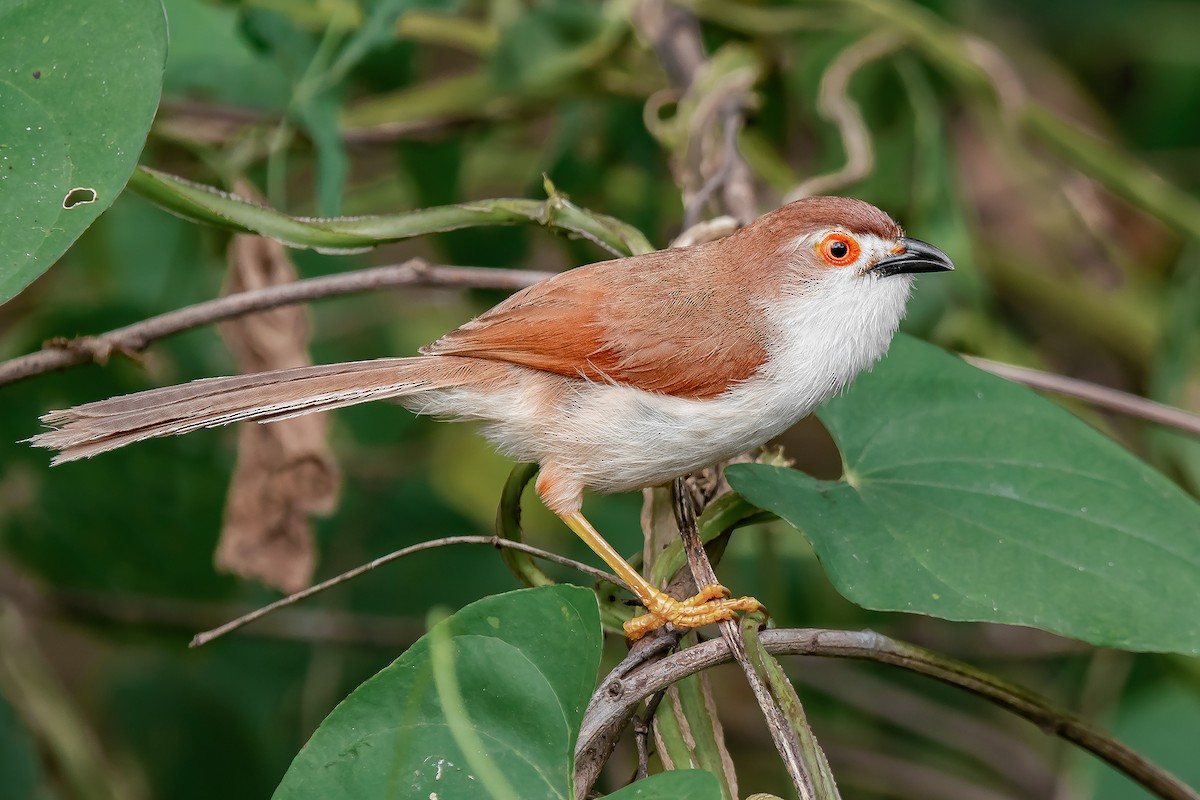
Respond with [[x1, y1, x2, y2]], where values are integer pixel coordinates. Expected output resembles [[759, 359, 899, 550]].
[[819, 232, 860, 267]]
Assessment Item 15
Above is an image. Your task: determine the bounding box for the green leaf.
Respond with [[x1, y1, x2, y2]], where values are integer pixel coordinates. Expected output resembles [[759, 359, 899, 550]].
[[0, 0, 166, 304], [727, 335, 1200, 654], [273, 585, 601, 800]]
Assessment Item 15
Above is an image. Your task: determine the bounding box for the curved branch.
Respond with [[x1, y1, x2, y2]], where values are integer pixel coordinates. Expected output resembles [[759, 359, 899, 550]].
[[577, 628, 1199, 800], [0, 261, 553, 388], [189, 535, 626, 648]]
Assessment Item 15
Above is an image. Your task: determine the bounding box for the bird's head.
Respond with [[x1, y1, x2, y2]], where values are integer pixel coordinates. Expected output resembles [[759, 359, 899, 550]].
[[729, 197, 955, 378], [756, 196, 954, 292]]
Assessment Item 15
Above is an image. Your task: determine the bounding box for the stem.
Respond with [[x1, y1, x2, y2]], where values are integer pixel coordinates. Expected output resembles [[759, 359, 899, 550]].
[[495, 463, 554, 588]]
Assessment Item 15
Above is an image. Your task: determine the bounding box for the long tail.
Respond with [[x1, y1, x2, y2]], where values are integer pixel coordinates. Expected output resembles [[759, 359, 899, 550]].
[[29, 356, 486, 464]]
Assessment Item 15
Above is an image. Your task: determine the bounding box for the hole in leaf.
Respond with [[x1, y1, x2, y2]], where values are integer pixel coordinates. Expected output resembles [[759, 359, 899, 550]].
[[62, 187, 97, 209]]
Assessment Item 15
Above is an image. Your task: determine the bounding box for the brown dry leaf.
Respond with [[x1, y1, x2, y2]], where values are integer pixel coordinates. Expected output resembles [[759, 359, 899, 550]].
[[214, 205, 340, 593]]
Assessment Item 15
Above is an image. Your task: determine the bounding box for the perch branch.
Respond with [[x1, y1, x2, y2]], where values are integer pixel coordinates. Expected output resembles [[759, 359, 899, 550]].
[[577, 628, 1199, 800], [576, 629, 683, 796]]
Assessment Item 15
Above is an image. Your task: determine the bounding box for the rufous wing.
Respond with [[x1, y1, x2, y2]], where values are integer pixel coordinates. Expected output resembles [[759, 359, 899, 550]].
[[421, 244, 770, 399]]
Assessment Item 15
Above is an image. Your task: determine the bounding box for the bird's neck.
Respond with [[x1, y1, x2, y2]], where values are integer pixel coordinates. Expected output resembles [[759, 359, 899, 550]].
[[757, 272, 913, 419]]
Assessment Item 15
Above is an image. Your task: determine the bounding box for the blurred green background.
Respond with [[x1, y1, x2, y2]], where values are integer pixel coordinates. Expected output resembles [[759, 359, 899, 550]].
[[1, 0, 1198, 798]]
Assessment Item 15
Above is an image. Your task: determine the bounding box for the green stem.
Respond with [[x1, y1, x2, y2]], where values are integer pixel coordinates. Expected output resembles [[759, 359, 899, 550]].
[[745, 623, 842, 798], [128, 167, 653, 257], [494, 464, 554, 589], [651, 492, 774, 587]]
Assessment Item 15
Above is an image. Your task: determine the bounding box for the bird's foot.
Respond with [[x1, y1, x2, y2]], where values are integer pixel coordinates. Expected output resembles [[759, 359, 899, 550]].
[[623, 583, 764, 641]]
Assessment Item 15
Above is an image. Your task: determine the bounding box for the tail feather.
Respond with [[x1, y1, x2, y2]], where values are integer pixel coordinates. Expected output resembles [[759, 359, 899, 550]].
[[66, 359, 406, 418], [30, 356, 485, 464]]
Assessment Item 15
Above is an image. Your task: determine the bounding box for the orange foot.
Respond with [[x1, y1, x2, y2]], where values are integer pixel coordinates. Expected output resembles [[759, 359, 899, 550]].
[[623, 583, 764, 641]]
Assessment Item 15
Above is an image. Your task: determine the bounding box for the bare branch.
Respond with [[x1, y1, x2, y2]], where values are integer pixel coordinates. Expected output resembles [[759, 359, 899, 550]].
[[575, 627, 683, 797], [0, 261, 553, 389], [189, 535, 626, 648], [578, 628, 1200, 800]]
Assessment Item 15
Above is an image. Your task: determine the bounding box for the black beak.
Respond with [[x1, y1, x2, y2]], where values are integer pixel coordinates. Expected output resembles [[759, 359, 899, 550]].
[[870, 237, 955, 277]]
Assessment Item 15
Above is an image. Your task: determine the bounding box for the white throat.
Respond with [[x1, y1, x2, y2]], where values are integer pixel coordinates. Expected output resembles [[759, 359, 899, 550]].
[[756, 265, 913, 424]]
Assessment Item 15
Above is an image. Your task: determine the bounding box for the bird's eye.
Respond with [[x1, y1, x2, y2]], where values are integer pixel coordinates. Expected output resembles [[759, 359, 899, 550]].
[[820, 232, 860, 267]]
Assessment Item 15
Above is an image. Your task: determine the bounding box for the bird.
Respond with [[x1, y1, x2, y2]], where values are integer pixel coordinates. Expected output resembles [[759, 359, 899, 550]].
[[29, 196, 954, 639]]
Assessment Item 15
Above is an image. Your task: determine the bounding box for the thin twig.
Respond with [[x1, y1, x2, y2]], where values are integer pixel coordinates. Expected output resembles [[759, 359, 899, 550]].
[[189, 535, 626, 648], [577, 628, 1200, 800], [0, 260, 553, 388], [672, 478, 817, 798], [964, 356, 1200, 438], [634, 691, 668, 780]]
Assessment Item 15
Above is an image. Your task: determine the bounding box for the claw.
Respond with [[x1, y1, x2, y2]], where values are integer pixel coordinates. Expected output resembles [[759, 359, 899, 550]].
[[623, 583, 764, 640]]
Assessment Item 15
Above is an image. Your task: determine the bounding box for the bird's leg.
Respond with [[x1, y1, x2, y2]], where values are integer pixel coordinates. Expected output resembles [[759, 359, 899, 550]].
[[559, 511, 763, 640]]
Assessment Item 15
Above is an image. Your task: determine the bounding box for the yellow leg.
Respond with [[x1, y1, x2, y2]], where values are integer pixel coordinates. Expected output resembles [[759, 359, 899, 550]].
[[560, 511, 763, 640]]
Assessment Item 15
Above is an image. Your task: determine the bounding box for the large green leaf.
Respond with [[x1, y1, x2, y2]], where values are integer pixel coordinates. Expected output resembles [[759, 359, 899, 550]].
[[0, 0, 166, 304], [273, 585, 718, 799], [275, 585, 686, 800], [727, 335, 1200, 654]]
